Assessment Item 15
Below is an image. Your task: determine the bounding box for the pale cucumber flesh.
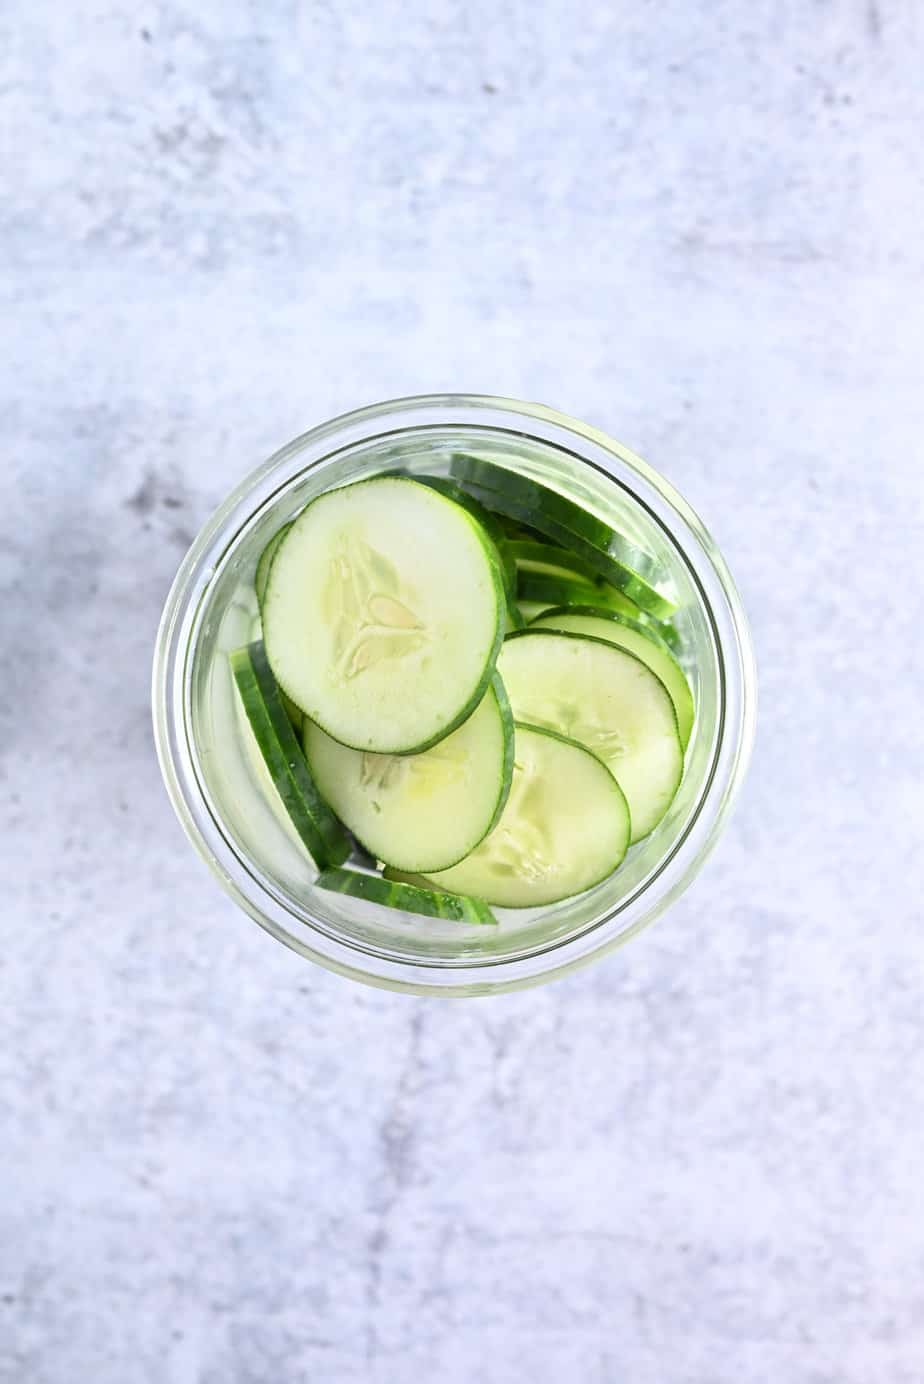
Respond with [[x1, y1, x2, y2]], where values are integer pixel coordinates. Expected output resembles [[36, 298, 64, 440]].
[[399, 473, 517, 598], [530, 606, 694, 749], [419, 723, 630, 907], [303, 677, 514, 873], [497, 631, 683, 842], [263, 477, 504, 754]]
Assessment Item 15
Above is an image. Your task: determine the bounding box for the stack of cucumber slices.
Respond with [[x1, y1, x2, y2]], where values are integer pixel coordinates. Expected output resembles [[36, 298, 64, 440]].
[[231, 456, 693, 927]]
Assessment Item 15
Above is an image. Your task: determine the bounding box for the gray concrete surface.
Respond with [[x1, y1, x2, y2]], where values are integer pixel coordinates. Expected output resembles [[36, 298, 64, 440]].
[[2, 2, 923, 1381]]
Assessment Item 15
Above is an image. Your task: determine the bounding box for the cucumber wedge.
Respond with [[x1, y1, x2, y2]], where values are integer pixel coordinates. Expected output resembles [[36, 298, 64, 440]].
[[315, 867, 496, 924], [303, 676, 515, 873], [498, 631, 683, 842], [230, 641, 351, 869], [255, 522, 293, 609], [263, 477, 505, 754], [418, 723, 630, 907], [450, 468, 675, 619], [529, 605, 695, 749]]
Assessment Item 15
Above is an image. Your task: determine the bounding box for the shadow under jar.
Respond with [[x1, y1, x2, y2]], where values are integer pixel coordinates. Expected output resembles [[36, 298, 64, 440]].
[[153, 395, 756, 995]]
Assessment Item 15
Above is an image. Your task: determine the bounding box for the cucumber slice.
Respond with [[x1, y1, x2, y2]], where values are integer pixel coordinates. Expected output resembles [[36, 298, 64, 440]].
[[315, 867, 496, 924], [452, 475, 675, 619], [395, 473, 517, 599], [646, 615, 683, 655], [230, 641, 351, 869], [263, 476, 505, 754], [509, 542, 641, 617], [496, 518, 556, 545], [255, 523, 293, 609], [249, 610, 303, 731], [451, 454, 657, 576], [498, 631, 683, 842], [529, 606, 695, 749], [516, 569, 644, 616], [505, 604, 526, 632], [497, 544, 517, 605], [303, 676, 515, 873], [418, 723, 630, 907], [517, 570, 601, 608], [507, 540, 599, 584]]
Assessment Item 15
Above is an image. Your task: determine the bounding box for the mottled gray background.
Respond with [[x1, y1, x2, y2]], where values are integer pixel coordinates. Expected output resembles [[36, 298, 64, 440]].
[[2, 2, 923, 1381]]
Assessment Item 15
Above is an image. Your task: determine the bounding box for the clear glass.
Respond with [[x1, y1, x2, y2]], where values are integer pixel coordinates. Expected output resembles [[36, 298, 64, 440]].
[[152, 395, 756, 995]]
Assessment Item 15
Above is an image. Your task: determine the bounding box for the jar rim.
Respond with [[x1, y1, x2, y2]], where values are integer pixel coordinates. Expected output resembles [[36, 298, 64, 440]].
[[152, 394, 757, 995]]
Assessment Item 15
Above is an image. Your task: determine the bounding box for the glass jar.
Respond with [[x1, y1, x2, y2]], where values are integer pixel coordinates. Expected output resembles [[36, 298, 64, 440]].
[[152, 395, 756, 995]]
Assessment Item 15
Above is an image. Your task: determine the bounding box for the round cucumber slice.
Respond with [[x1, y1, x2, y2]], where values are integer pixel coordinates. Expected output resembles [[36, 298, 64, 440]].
[[450, 454, 661, 581], [303, 677, 515, 873], [315, 867, 496, 924], [263, 477, 505, 754], [452, 477, 676, 619], [419, 723, 630, 907], [645, 614, 683, 655], [510, 541, 641, 617], [498, 631, 683, 842], [394, 472, 517, 599], [517, 570, 601, 608], [508, 539, 601, 582], [516, 569, 643, 617], [255, 522, 293, 609], [529, 605, 694, 749], [230, 641, 351, 869], [248, 610, 304, 730]]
